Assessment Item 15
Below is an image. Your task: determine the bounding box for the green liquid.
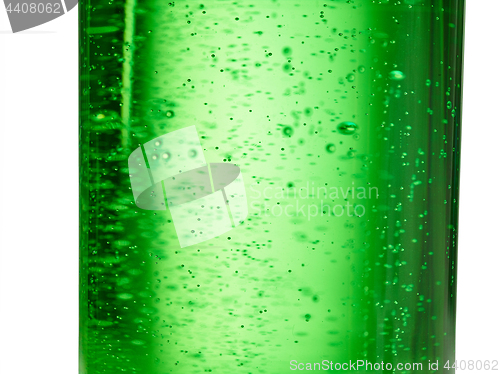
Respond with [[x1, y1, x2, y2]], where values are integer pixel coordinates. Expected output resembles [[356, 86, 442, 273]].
[[80, 1, 464, 373]]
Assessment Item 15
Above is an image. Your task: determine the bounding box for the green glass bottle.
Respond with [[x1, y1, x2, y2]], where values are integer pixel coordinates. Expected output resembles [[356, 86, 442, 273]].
[[80, 1, 465, 373]]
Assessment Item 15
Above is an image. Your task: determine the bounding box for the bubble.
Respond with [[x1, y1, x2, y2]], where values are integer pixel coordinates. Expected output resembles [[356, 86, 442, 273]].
[[188, 149, 197, 158], [165, 110, 175, 118], [91, 110, 120, 123], [162, 152, 171, 160], [374, 32, 389, 39], [283, 126, 294, 137], [326, 143, 336, 153], [358, 65, 366, 73], [346, 73, 355, 82], [154, 140, 161, 147], [117, 293, 134, 300], [389, 70, 406, 81], [95, 320, 114, 327], [337, 122, 358, 135]]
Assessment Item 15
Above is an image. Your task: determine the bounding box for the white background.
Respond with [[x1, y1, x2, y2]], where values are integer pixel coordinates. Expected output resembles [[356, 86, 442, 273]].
[[0, 2, 498, 373]]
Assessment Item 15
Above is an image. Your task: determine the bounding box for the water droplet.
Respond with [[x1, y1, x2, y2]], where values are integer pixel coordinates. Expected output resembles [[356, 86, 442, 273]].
[[282, 46, 292, 55], [151, 154, 158, 160], [346, 73, 355, 82], [358, 65, 366, 73], [165, 110, 175, 118], [283, 126, 294, 137], [389, 70, 406, 81], [154, 140, 161, 147], [188, 149, 197, 158], [326, 143, 336, 153], [162, 152, 171, 160], [337, 122, 358, 135]]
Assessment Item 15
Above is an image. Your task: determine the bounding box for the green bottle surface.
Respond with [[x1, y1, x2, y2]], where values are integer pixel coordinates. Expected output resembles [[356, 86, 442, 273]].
[[79, 1, 464, 373]]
